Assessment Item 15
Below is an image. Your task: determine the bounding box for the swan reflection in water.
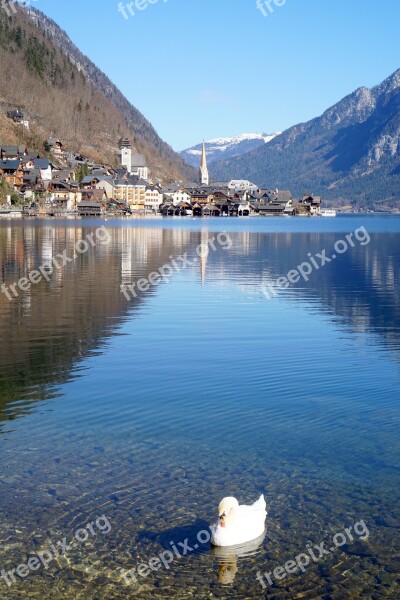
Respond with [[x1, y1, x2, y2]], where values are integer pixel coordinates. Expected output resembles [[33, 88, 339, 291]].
[[212, 531, 266, 585]]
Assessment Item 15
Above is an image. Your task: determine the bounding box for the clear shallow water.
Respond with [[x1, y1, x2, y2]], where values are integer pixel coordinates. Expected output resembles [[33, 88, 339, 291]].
[[0, 215, 399, 599]]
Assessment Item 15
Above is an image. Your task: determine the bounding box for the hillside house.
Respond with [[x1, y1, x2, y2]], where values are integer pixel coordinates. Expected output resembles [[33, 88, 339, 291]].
[[21, 157, 36, 170], [6, 110, 29, 129], [92, 166, 115, 178], [52, 168, 75, 182], [81, 176, 103, 189], [0, 146, 28, 160], [0, 160, 24, 188], [33, 158, 52, 182], [7, 110, 24, 123], [47, 138, 64, 155], [22, 169, 43, 195]]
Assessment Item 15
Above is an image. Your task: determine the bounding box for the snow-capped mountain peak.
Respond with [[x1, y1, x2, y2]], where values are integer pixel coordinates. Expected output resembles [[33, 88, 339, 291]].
[[180, 132, 281, 166]]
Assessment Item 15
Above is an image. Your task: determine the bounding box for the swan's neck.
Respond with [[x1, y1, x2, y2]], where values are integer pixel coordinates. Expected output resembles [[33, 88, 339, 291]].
[[224, 506, 239, 528]]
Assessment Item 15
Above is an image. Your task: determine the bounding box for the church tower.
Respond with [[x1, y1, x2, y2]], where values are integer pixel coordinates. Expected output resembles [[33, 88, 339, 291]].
[[199, 141, 209, 186], [119, 138, 132, 173]]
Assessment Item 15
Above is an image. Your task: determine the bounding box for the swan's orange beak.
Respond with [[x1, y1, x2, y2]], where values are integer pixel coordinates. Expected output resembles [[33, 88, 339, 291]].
[[219, 514, 226, 528]]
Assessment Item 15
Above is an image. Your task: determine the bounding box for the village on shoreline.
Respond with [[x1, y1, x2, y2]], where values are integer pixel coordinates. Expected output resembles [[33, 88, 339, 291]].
[[0, 111, 346, 219]]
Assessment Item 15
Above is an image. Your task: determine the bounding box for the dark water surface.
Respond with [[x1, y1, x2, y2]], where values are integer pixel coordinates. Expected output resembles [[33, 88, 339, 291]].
[[0, 215, 399, 599]]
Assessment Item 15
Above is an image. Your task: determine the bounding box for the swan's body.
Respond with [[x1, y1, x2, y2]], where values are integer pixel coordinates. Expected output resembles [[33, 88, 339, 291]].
[[210, 495, 267, 547]]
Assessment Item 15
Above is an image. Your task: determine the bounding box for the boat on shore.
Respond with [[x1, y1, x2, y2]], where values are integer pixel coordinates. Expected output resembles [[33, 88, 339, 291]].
[[320, 209, 337, 217]]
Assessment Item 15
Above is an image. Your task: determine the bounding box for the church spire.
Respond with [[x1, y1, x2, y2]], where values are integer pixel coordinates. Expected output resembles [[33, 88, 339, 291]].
[[199, 140, 209, 185]]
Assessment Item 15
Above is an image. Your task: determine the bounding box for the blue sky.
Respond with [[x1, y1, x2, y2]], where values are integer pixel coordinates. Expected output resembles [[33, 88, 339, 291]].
[[32, 0, 399, 151]]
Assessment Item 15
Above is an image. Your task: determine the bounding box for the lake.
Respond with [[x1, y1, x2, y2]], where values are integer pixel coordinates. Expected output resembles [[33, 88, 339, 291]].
[[0, 215, 399, 599]]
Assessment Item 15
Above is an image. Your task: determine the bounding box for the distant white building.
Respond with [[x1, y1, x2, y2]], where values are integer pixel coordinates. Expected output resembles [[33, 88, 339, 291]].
[[228, 180, 258, 192]]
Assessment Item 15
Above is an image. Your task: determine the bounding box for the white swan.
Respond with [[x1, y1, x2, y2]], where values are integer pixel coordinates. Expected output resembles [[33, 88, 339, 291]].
[[210, 494, 267, 547]]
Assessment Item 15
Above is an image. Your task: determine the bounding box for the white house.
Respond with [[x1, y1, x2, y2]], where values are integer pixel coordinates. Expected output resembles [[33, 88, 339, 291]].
[[163, 186, 191, 206], [145, 186, 163, 212], [34, 158, 52, 182]]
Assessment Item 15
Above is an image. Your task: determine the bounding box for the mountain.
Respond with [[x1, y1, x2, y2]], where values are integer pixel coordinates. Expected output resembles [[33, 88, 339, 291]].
[[180, 132, 281, 167], [211, 70, 400, 206], [0, 6, 195, 182]]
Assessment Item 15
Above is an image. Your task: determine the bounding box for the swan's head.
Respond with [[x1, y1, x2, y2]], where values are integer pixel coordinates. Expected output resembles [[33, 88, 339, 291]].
[[218, 497, 239, 528]]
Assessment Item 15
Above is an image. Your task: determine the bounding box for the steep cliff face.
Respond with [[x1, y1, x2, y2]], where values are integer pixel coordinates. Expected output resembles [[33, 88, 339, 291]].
[[211, 70, 400, 205], [0, 6, 195, 181]]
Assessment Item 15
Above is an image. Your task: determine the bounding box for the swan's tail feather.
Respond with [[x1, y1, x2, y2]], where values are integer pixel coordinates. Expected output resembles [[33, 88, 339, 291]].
[[255, 494, 267, 513]]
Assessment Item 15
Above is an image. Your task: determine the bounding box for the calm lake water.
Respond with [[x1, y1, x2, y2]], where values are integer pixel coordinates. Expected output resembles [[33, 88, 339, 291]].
[[0, 215, 399, 599]]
